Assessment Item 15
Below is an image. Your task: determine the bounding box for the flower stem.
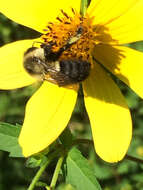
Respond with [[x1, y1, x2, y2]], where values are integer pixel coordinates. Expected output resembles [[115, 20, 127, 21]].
[[27, 147, 63, 190], [49, 156, 64, 189], [80, 0, 88, 16], [72, 138, 143, 164], [125, 154, 143, 164], [27, 159, 50, 190]]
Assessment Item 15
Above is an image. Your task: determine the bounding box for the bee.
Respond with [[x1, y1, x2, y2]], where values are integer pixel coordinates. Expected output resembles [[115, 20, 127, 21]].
[[23, 26, 91, 86]]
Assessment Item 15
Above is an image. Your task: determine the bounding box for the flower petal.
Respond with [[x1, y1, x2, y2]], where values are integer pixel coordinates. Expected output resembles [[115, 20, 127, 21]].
[[83, 64, 132, 163], [19, 82, 77, 157], [0, 0, 81, 33], [94, 44, 143, 98], [0, 40, 36, 90], [88, 0, 143, 44]]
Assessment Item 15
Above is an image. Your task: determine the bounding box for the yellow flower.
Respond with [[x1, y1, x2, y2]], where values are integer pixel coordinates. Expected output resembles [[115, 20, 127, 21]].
[[0, 0, 143, 163]]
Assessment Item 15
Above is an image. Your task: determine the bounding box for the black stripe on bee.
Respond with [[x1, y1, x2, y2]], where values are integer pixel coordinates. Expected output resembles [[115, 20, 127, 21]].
[[60, 60, 90, 82], [49, 59, 91, 86]]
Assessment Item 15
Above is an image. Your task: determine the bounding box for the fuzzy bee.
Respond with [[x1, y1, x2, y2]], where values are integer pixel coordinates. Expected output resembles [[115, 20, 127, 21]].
[[23, 26, 91, 86]]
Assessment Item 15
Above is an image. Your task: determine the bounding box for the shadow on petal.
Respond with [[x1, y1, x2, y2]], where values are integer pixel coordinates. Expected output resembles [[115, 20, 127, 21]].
[[83, 62, 129, 109]]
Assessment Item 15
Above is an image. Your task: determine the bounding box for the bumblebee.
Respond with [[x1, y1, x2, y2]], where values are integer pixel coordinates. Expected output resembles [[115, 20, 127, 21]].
[[23, 26, 91, 86]]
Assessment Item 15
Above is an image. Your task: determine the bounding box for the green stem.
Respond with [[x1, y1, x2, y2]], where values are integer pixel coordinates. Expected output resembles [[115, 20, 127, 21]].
[[27, 159, 50, 190], [125, 155, 143, 164], [27, 147, 63, 190], [49, 156, 64, 189], [72, 138, 143, 164], [80, 0, 88, 16]]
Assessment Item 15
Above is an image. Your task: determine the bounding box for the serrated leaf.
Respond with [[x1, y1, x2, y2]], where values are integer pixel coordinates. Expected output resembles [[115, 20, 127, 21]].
[[66, 147, 102, 190], [0, 122, 23, 157], [26, 155, 48, 168], [26, 157, 42, 168]]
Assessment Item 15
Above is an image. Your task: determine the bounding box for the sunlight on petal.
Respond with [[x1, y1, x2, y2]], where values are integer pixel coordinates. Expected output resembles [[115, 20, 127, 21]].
[[88, 0, 143, 44], [94, 44, 143, 98], [0, 40, 36, 90], [87, 0, 137, 24], [0, 0, 81, 33], [83, 64, 132, 163], [19, 82, 77, 157]]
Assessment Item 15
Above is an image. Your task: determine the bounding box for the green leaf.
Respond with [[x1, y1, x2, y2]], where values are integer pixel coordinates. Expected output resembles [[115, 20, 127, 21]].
[[56, 183, 76, 190], [36, 181, 48, 187], [0, 122, 23, 157], [26, 157, 42, 168], [66, 147, 102, 190], [26, 155, 48, 168]]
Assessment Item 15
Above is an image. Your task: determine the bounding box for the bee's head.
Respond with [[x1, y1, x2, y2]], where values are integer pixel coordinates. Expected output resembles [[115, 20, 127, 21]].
[[23, 47, 46, 80]]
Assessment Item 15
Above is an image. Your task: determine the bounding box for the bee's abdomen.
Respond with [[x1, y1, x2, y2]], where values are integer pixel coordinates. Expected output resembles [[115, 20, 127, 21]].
[[59, 60, 90, 84]]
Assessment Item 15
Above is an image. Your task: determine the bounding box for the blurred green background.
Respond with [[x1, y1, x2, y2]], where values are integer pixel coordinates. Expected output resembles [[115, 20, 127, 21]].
[[0, 12, 143, 190]]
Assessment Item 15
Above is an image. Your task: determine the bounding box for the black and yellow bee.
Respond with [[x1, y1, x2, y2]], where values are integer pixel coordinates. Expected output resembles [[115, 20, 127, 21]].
[[23, 26, 91, 86]]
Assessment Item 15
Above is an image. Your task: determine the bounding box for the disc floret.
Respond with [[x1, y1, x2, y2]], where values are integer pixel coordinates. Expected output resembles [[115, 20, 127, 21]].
[[41, 9, 98, 65]]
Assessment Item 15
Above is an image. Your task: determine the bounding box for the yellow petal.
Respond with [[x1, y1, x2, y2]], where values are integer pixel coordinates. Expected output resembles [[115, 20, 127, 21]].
[[88, 0, 143, 44], [19, 82, 77, 157], [94, 44, 143, 98], [0, 40, 36, 90], [0, 0, 81, 33], [83, 64, 132, 163]]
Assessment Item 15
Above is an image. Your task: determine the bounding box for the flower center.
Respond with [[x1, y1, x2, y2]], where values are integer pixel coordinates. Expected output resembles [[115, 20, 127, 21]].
[[24, 9, 99, 87], [41, 9, 96, 65]]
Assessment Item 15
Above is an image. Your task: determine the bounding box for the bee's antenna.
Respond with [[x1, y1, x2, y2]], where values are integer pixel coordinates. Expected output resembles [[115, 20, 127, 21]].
[[32, 41, 43, 47]]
